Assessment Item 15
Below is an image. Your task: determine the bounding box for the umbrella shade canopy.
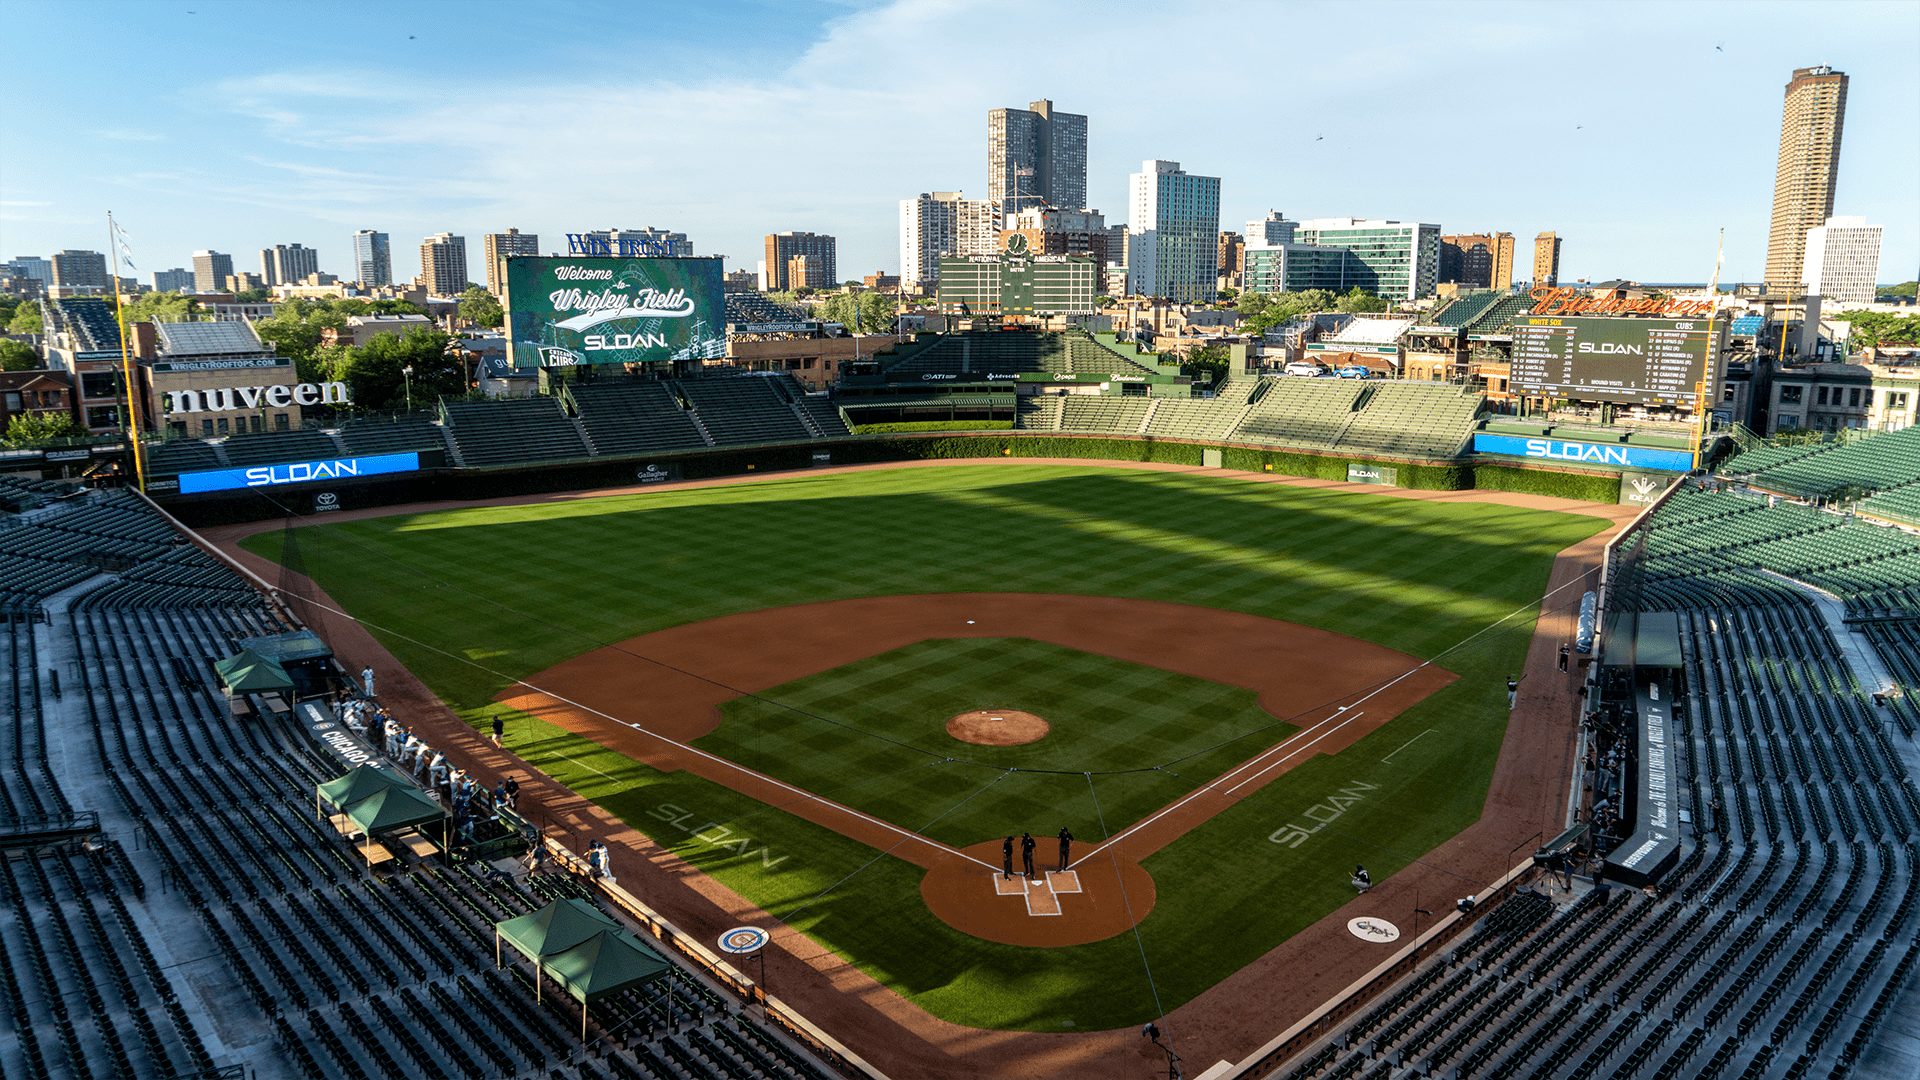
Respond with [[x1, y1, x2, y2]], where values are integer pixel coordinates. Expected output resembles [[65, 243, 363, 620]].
[[543, 930, 671, 1003], [340, 783, 443, 834], [317, 764, 409, 810], [496, 899, 622, 961], [213, 649, 294, 693]]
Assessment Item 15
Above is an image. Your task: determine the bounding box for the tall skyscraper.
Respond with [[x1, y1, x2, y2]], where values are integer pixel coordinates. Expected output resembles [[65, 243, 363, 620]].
[[1439, 232, 1516, 290], [419, 233, 468, 296], [191, 250, 234, 293], [899, 192, 999, 290], [1532, 232, 1562, 288], [259, 243, 319, 287], [50, 250, 109, 293], [352, 229, 392, 286], [1801, 216, 1882, 305], [9, 256, 52, 286], [483, 229, 540, 295], [1764, 66, 1848, 291], [762, 232, 838, 292], [152, 268, 195, 292], [1127, 161, 1221, 303], [988, 99, 1088, 216]]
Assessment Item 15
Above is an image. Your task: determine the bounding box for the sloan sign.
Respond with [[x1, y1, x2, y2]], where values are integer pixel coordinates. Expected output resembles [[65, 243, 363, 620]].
[[166, 382, 349, 414], [177, 452, 420, 495], [1472, 433, 1693, 473]]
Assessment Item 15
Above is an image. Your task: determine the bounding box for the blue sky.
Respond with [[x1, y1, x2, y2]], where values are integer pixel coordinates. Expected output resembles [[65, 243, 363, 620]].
[[3, 0, 1915, 288]]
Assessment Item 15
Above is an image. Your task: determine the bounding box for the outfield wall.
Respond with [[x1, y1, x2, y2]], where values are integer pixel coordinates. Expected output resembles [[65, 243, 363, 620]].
[[152, 430, 1630, 526]]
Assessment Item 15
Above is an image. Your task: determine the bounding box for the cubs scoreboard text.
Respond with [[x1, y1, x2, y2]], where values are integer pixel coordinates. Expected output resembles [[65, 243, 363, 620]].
[[1509, 316, 1724, 408]]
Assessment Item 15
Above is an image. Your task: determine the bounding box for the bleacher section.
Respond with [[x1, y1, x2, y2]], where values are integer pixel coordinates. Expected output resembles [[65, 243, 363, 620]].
[[1724, 426, 1920, 499], [1015, 396, 1061, 431], [723, 291, 809, 325], [1862, 482, 1920, 528], [442, 397, 590, 466], [219, 429, 342, 466], [1058, 396, 1150, 433], [569, 381, 709, 455], [1282, 487, 1920, 1080], [1142, 396, 1250, 441], [677, 377, 811, 445], [335, 416, 450, 457], [44, 298, 121, 352], [876, 331, 1159, 380], [0, 494, 836, 1080], [1333, 382, 1483, 456], [1232, 378, 1366, 446], [143, 439, 223, 476], [1422, 291, 1506, 329]]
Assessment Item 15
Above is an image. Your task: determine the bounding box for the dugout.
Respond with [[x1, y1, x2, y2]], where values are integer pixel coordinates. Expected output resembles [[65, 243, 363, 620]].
[[1592, 610, 1684, 886]]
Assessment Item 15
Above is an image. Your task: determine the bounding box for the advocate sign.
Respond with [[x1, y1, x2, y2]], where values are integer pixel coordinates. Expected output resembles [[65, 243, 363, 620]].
[[177, 452, 420, 495], [1473, 433, 1693, 473], [166, 382, 348, 414]]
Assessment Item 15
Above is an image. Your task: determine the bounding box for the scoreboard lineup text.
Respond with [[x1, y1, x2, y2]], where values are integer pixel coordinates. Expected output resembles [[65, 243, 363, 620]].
[[1509, 316, 1722, 408]]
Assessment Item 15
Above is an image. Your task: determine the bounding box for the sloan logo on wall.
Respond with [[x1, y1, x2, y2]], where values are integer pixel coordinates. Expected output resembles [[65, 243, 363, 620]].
[[165, 382, 349, 414]]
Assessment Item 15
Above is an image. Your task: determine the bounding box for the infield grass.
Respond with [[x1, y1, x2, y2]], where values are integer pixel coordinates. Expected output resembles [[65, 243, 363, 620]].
[[244, 464, 1607, 1030]]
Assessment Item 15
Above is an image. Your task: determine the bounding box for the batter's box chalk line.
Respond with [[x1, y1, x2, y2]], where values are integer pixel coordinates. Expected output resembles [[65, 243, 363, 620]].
[[989, 869, 1079, 916]]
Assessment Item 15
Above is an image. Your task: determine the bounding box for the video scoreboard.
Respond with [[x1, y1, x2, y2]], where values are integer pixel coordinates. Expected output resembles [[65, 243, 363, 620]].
[[1509, 316, 1724, 408]]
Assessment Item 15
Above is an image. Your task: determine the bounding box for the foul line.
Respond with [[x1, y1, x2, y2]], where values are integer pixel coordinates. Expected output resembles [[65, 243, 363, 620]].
[[1381, 728, 1436, 763]]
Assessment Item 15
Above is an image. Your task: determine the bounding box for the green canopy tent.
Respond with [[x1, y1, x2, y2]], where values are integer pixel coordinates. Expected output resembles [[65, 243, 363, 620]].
[[319, 769, 447, 867], [495, 899, 672, 1036], [313, 764, 409, 823], [213, 649, 294, 696]]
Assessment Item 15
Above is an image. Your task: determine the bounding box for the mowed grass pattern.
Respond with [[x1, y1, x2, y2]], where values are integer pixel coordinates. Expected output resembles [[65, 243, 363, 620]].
[[708, 638, 1292, 848], [245, 465, 1607, 1030]]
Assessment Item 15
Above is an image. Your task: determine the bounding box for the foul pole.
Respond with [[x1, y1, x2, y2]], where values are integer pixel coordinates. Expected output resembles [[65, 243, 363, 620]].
[[107, 212, 148, 493]]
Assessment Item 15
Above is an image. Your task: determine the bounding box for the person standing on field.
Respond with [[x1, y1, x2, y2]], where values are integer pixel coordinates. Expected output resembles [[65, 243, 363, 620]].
[[1020, 832, 1036, 880], [1057, 826, 1073, 871], [1002, 835, 1014, 880]]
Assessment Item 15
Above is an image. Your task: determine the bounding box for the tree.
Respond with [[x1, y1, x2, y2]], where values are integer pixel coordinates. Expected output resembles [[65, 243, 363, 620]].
[[233, 287, 270, 302], [1335, 287, 1388, 314], [817, 291, 896, 334], [7, 302, 42, 335], [1878, 281, 1917, 299], [1834, 311, 1920, 349], [1217, 286, 1239, 303], [121, 291, 199, 325], [0, 338, 39, 370], [1182, 342, 1231, 378], [255, 299, 351, 382], [2, 412, 82, 448], [330, 328, 459, 411], [456, 286, 503, 328], [1238, 288, 1339, 335]]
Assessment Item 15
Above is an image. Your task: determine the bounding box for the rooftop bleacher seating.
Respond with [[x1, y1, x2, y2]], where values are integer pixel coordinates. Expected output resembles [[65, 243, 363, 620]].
[[1423, 292, 1505, 330], [442, 397, 590, 466], [45, 298, 121, 352]]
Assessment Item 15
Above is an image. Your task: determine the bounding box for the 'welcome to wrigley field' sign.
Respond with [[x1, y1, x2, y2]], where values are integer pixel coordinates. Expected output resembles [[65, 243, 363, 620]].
[[504, 255, 725, 369]]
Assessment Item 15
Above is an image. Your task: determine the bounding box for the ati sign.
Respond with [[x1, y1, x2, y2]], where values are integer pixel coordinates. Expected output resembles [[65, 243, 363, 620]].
[[1619, 472, 1668, 507], [1347, 463, 1398, 486], [176, 452, 420, 495], [165, 382, 348, 414], [1472, 433, 1694, 473]]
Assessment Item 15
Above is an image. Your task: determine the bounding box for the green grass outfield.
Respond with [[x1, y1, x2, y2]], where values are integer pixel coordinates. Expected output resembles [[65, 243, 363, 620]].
[[707, 637, 1292, 849], [244, 464, 1606, 1030]]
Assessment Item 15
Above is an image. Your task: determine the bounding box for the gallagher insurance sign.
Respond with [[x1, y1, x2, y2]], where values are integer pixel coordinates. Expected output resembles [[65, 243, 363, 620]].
[[504, 255, 726, 369]]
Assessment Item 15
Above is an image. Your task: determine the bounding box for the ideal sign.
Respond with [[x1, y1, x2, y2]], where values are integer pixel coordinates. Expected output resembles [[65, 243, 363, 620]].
[[176, 452, 420, 494], [1472, 433, 1694, 473], [165, 382, 347, 414]]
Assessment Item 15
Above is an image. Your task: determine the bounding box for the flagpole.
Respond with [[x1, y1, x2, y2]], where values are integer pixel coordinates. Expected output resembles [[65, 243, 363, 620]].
[[107, 212, 148, 493], [1691, 228, 1725, 473]]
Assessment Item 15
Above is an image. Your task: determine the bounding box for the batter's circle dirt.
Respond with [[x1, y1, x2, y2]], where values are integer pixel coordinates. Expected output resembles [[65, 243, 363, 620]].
[[946, 709, 1049, 746]]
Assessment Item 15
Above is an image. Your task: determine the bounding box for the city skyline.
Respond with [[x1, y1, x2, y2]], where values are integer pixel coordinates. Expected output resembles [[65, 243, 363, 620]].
[[2, 0, 1916, 290]]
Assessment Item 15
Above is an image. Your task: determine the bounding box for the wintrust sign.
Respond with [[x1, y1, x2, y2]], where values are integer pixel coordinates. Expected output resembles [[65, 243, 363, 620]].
[[166, 382, 348, 414]]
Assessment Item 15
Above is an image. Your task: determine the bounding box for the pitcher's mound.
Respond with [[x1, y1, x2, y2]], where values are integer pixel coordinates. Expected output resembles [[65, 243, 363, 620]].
[[947, 709, 1049, 746]]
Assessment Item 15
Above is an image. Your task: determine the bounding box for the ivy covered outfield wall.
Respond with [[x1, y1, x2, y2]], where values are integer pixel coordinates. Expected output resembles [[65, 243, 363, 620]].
[[158, 430, 1625, 525]]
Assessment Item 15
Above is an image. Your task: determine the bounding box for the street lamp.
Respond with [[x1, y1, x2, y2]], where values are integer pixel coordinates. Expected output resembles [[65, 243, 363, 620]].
[[402, 364, 414, 411]]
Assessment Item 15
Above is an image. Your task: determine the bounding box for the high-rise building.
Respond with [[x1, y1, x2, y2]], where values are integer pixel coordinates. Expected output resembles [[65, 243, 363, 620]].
[[1439, 232, 1516, 290], [1801, 216, 1882, 305], [1532, 231, 1562, 288], [51, 250, 109, 293], [1217, 232, 1245, 287], [419, 233, 468, 296], [1290, 218, 1438, 302], [191, 250, 233, 294], [1243, 243, 1356, 296], [1246, 211, 1298, 248], [9, 256, 52, 285], [259, 243, 320, 287], [1764, 65, 1848, 291], [152, 268, 195, 292], [352, 230, 392, 286], [899, 192, 999, 290], [987, 99, 1088, 216], [1127, 160, 1221, 303], [483, 229, 540, 295], [1000, 207, 1110, 267], [762, 232, 838, 292]]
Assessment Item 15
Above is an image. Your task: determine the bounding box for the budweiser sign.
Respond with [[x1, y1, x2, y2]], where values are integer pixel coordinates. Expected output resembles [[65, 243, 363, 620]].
[[1530, 287, 1717, 319]]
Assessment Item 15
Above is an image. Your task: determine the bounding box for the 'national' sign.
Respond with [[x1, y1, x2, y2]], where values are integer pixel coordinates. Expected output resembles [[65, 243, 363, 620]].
[[176, 452, 420, 494]]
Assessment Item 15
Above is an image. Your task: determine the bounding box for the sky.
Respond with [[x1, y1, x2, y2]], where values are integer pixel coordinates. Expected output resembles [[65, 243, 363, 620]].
[[3, 0, 1916, 289]]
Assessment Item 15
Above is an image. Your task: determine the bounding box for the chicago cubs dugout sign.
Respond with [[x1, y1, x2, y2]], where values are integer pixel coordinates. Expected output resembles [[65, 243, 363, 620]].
[[504, 255, 726, 369]]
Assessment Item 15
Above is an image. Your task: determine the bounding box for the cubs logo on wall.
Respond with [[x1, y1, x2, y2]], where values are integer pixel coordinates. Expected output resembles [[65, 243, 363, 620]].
[[504, 255, 726, 369]]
